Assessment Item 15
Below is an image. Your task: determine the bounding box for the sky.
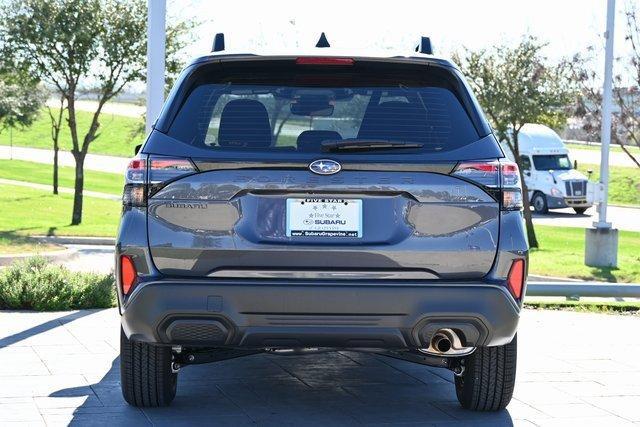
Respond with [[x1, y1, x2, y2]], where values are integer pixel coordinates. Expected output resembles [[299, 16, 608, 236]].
[[171, 0, 633, 71]]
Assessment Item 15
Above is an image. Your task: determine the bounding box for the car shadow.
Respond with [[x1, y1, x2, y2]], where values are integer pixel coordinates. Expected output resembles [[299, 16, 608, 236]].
[[49, 350, 516, 426]]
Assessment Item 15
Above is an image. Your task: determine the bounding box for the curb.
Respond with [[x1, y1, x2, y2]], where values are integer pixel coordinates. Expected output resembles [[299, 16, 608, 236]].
[[0, 248, 78, 267], [33, 236, 116, 246]]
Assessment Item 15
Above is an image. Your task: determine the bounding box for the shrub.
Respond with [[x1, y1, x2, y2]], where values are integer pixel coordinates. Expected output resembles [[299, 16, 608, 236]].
[[0, 257, 115, 310]]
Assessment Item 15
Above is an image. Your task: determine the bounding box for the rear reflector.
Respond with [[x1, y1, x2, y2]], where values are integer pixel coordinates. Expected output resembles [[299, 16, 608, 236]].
[[296, 57, 354, 66], [120, 255, 137, 295], [507, 259, 525, 299]]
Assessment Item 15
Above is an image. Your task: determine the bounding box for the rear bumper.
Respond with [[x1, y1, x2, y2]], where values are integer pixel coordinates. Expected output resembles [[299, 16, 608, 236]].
[[121, 280, 520, 349]]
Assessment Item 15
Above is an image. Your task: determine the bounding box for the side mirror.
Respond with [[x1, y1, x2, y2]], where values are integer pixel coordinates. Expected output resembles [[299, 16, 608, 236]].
[[134, 144, 142, 155], [524, 170, 531, 176], [574, 159, 578, 169]]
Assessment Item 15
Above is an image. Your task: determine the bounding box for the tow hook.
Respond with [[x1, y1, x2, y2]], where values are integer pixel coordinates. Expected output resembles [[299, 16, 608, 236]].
[[452, 361, 465, 377], [453, 365, 465, 377], [171, 346, 183, 373]]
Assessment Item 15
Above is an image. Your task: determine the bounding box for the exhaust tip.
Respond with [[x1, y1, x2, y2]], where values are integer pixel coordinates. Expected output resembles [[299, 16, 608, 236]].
[[431, 333, 452, 353]]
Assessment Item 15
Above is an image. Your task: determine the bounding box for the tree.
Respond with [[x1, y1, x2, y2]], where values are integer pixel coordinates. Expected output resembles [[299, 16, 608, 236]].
[[567, 3, 640, 169], [454, 37, 575, 248], [0, 0, 191, 225], [47, 92, 66, 194], [0, 73, 46, 146]]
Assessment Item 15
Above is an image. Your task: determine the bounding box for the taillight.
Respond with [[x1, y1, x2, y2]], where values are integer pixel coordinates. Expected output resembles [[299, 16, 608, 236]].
[[507, 259, 526, 300], [122, 155, 197, 207], [452, 160, 523, 211], [296, 57, 354, 66], [123, 157, 146, 207], [452, 161, 500, 187], [120, 255, 137, 295], [500, 161, 523, 211]]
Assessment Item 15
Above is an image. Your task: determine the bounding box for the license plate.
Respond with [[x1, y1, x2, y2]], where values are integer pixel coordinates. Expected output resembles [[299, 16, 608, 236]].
[[286, 198, 362, 237]]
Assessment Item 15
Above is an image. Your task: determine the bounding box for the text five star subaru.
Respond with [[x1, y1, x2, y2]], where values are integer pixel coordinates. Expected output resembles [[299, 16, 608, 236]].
[[116, 34, 528, 410]]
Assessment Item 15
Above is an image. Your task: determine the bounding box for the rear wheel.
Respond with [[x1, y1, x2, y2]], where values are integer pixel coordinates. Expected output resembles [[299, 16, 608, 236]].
[[531, 192, 548, 214], [573, 207, 588, 214], [454, 335, 517, 411], [120, 328, 177, 407]]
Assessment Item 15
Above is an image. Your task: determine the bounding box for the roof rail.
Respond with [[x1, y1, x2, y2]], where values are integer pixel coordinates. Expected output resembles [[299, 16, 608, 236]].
[[212, 33, 225, 52], [415, 36, 433, 55], [316, 32, 330, 48]]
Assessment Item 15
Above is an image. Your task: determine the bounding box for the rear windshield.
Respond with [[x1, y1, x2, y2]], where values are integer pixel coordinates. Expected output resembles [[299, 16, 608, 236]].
[[164, 61, 487, 159]]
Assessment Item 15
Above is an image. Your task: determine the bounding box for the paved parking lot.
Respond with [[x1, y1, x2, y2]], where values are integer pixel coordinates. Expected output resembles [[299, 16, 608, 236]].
[[1, 308, 639, 426]]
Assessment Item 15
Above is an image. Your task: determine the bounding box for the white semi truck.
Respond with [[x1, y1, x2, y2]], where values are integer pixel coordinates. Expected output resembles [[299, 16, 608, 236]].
[[504, 124, 594, 214]]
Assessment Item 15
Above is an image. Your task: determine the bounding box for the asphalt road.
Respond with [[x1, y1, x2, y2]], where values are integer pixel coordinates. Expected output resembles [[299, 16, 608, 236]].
[[569, 147, 639, 168], [531, 205, 640, 232]]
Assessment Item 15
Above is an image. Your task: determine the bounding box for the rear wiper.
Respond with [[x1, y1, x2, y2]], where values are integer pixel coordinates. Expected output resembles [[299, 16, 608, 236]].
[[321, 139, 424, 152]]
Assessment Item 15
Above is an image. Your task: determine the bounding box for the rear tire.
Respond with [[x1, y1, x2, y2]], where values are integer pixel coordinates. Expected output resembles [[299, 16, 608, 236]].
[[120, 328, 177, 407], [573, 207, 588, 214], [454, 335, 517, 411], [531, 192, 548, 214]]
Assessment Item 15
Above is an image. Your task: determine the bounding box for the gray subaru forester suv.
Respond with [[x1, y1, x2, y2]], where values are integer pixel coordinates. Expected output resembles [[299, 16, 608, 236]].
[[116, 39, 528, 411]]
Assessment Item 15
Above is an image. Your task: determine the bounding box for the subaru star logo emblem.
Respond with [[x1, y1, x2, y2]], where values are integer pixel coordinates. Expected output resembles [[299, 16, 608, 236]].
[[309, 159, 341, 175]]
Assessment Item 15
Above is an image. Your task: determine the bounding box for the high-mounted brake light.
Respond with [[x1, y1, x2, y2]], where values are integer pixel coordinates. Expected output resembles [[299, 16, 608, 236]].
[[296, 57, 354, 66], [452, 160, 523, 211], [122, 155, 197, 207], [507, 259, 526, 300], [120, 255, 137, 295]]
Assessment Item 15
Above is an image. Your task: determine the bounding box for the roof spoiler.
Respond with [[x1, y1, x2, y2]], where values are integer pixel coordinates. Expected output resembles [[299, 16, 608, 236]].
[[212, 33, 225, 52], [415, 36, 433, 55], [316, 32, 330, 48], [211, 32, 431, 54]]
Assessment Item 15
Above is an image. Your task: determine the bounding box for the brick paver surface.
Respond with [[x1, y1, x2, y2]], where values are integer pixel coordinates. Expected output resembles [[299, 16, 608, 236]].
[[0, 308, 639, 426]]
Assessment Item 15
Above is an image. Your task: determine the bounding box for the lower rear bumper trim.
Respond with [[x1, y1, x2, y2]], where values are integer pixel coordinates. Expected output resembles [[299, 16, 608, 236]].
[[121, 280, 520, 349]]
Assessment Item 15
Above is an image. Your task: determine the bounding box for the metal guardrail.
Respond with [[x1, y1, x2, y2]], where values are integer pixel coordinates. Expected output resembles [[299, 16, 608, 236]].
[[527, 282, 640, 298]]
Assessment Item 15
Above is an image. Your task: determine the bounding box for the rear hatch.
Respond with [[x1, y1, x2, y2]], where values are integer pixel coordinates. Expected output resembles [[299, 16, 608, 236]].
[[139, 56, 508, 280]]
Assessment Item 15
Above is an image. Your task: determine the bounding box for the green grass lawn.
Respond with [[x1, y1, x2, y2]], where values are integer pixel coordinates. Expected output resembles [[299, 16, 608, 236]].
[[578, 163, 640, 206], [0, 159, 123, 195], [0, 108, 143, 157], [530, 225, 640, 283], [0, 184, 120, 241]]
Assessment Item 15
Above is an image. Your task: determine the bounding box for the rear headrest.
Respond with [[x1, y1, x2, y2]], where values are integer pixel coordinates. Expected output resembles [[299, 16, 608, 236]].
[[218, 99, 272, 148], [296, 130, 342, 152], [357, 101, 429, 143]]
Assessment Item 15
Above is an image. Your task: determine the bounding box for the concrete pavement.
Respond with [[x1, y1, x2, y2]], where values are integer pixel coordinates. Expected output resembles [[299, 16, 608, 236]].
[[45, 99, 145, 119], [0, 308, 638, 426], [0, 145, 130, 174]]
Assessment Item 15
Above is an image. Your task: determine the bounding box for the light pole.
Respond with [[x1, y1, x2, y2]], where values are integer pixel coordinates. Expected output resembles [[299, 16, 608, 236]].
[[146, 0, 166, 135], [585, 0, 618, 267]]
